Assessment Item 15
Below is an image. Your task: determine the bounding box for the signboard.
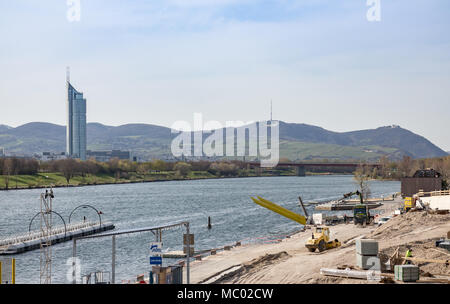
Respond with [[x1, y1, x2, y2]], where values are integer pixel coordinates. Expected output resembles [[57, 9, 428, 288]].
[[183, 234, 194, 245], [183, 234, 195, 257], [150, 242, 162, 265]]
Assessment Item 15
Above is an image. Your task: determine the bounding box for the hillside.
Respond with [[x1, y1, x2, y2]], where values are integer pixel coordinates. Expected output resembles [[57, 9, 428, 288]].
[[0, 121, 446, 161], [279, 122, 447, 159], [0, 125, 12, 133]]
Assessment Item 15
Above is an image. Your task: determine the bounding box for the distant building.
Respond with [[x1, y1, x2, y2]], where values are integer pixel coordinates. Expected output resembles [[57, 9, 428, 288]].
[[0, 147, 4, 157], [86, 150, 131, 162], [40, 152, 67, 161], [67, 76, 87, 160]]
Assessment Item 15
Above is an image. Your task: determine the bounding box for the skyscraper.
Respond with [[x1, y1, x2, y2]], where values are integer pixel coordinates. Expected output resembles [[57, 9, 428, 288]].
[[66, 72, 87, 160]]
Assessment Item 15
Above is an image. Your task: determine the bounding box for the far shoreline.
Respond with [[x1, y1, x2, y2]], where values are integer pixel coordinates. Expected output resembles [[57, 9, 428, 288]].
[[0, 172, 372, 192]]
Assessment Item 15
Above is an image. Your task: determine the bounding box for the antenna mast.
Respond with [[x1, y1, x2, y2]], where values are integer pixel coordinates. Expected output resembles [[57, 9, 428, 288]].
[[66, 66, 70, 83], [270, 100, 273, 121]]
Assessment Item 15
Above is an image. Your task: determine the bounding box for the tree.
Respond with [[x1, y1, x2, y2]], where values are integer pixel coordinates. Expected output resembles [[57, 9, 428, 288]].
[[151, 159, 167, 172], [57, 158, 78, 185], [137, 162, 151, 176], [189, 160, 211, 171], [208, 162, 238, 177], [353, 163, 372, 200], [378, 155, 390, 178], [2, 158, 13, 190], [399, 155, 414, 177], [174, 162, 192, 177]]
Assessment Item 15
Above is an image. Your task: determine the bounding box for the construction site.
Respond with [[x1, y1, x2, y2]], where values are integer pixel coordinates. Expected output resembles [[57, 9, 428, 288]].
[[1, 170, 449, 285], [184, 171, 450, 284]]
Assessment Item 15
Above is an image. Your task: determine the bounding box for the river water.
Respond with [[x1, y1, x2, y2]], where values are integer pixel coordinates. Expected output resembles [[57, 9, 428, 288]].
[[0, 175, 399, 284]]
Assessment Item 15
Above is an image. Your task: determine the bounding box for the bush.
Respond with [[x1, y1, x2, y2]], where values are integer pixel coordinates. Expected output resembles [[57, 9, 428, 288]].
[[174, 162, 192, 177]]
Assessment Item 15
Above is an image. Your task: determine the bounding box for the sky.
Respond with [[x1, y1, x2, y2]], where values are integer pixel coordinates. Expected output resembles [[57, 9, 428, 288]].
[[0, 0, 449, 150]]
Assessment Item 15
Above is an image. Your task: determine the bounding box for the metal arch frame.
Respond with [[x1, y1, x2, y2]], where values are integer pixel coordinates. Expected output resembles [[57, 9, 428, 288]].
[[68, 205, 102, 228], [28, 211, 67, 239]]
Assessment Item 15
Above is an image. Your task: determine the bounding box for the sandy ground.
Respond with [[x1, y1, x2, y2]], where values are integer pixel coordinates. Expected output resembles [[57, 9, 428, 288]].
[[186, 200, 450, 284]]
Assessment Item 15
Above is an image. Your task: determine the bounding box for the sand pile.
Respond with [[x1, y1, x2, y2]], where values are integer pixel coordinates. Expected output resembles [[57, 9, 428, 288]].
[[370, 211, 450, 240]]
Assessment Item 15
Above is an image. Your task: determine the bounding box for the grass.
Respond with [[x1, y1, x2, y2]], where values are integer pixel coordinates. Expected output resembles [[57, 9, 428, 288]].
[[0, 168, 303, 190], [279, 140, 399, 161]]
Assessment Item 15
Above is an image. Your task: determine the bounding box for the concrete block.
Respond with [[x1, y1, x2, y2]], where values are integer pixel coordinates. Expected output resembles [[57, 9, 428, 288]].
[[394, 265, 420, 282], [356, 239, 379, 256], [356, 253, 380, 270]]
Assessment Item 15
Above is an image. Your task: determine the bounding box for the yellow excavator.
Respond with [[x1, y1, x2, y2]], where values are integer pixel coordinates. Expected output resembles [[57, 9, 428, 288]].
[[250, 196, 341, 252]]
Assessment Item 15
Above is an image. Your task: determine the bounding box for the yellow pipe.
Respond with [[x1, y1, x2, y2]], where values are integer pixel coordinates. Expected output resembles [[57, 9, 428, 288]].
[[252, 197, 306, 225], [253, 197, 296, 220], [257, 196, 307, 225], [251, 197, 306, 225]]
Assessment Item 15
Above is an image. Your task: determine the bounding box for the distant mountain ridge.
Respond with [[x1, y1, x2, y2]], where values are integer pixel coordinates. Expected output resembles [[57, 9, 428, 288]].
[[0, 121, 447, 161], [0, 124, 12, 132]]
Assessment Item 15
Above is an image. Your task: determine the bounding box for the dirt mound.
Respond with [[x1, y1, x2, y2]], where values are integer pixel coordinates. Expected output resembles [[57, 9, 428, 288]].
[[369, 211, 450, 240]]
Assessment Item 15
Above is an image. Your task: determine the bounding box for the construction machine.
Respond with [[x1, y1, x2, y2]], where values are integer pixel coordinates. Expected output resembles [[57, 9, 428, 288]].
[[250, 196, 341, 252], [341, 190, 374, 226], [353, 204, 373, 226], [343, 190, 364, 204], [403, 197, 416, 212], [304, 226, 341, 252]]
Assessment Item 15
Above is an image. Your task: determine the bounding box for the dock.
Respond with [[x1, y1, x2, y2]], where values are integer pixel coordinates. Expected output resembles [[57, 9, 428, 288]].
[[315, 202, 383, 211], [162, 251, 187, 258], [0, 221, 115, 255]]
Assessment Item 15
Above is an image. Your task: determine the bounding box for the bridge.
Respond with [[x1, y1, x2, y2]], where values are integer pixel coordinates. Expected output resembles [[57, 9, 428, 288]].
[[247, 162, 382, 176]]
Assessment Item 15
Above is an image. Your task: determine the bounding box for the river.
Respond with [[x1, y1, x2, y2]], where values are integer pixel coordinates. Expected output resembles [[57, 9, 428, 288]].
[[0, 175, 399, 283]]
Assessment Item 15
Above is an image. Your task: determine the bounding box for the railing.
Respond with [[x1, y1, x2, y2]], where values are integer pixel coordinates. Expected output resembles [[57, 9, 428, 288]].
[[0, 221, 102, 247], [417, 190, 450, 197]]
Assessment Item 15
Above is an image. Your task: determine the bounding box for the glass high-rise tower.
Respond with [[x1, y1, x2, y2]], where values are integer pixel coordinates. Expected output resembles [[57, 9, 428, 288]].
[[66, 80, 87, 160]]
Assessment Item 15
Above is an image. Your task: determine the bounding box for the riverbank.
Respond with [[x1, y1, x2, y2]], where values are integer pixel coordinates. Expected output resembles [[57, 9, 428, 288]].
[[186, 200, 450, 284], [0, 169, 361, 191], [0, 170, 286, 191]]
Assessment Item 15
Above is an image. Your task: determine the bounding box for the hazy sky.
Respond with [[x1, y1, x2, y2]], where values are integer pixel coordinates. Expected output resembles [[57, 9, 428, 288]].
[[1, 0, 449, 150]]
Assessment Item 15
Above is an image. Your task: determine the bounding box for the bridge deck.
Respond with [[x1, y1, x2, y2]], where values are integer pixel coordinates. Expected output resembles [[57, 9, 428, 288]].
[[0, 221, 115, 255]]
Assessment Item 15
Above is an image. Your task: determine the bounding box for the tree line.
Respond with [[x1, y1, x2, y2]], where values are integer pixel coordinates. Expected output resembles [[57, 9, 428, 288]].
[[0, 157, 250, 188], [1, 155, 449, 190]]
